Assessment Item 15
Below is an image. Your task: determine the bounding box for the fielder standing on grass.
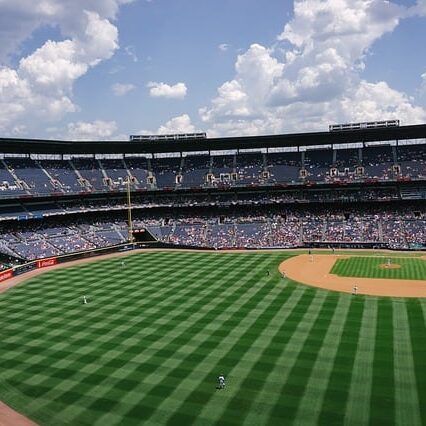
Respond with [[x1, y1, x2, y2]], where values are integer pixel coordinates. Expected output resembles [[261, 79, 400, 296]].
[[218, 374, 226, 389]]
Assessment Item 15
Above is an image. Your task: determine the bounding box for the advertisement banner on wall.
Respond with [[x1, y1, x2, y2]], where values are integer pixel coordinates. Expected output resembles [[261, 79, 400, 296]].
[[0, 269, 13, 283], [36, 257, 58, 269]]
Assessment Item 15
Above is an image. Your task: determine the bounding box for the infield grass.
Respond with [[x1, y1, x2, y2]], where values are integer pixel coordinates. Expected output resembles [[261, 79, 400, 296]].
[[331, 256, 426, 280], [1, 251, 425, 425]]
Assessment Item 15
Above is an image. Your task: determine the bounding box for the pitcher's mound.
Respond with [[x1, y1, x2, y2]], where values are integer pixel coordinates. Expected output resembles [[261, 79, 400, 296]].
[[378, 263, 401, 270]]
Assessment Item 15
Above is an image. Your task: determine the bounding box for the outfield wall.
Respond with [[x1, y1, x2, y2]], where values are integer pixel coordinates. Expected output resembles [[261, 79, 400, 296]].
[[0, 240, 213, 286], [0, 242, 136, 285], [0, 240, 424, 289]]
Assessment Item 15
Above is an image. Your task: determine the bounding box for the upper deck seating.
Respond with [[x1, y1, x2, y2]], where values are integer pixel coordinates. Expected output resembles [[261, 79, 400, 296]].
[[123, 157, 149, 189], [397, 145, 426, 179], [5, 158, 53, 194], [100, 159, 131, 189], [235, 153, 264, 185], [362, 146, 394, 179], [211, 155, 234, 184], [304, 149, 333, 182], [40, 160, 81, 192], [267, 152, 301, 183], [0, 161, 27, 196], [151, 157, 181, 189], [71, 158, 106, 191], [183, 155, 210, 187]]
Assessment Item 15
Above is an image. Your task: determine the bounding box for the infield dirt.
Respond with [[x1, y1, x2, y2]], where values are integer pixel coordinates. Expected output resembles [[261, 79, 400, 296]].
[[279, 254, 426, 297]]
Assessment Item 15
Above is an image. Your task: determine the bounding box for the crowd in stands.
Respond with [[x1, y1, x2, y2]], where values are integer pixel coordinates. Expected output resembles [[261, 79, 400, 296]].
[[0, 252, 20, 270], [0, 203, 424, 260], [154, 206, 425, 250], [0, 186, 408, 223], [0, 143, 424, 198], [0, 262, 12, 271], [0, 216, 128, 260]]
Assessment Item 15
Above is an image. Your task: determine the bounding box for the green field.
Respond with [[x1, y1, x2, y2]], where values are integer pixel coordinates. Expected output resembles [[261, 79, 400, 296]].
[[331, 256, 426, 280], [1, 251, 426, 425]]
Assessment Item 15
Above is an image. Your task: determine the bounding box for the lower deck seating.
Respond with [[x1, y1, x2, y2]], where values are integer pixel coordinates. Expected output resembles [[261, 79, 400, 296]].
[[0, 204, 424, 260]]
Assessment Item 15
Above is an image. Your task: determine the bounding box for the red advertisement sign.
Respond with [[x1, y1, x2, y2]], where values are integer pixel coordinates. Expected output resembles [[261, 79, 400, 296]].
[[0, 269, 13, 283], [37, 257, 58, 269]]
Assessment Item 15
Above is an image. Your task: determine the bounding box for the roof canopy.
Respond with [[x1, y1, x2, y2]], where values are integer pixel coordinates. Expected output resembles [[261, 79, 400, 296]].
[[0, 124, 425, 155]]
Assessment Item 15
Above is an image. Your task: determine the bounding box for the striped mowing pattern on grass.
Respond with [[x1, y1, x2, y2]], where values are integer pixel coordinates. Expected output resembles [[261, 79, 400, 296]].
[[0, 251, 425, 425], [330, 256, 426, 280]]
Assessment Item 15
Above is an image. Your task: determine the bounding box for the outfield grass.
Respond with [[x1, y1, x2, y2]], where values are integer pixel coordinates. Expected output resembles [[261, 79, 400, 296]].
[[331, 256, 426, 280], [0, 251, 425, 425]]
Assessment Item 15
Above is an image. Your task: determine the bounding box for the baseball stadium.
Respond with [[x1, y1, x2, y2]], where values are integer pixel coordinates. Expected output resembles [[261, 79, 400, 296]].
[[1, 121, 425, 425]]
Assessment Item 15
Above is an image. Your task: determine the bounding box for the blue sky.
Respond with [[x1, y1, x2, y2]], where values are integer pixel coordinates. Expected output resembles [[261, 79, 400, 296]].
[[0, 0, 425, 140]]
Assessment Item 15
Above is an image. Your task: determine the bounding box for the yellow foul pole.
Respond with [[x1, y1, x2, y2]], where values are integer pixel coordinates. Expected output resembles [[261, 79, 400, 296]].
[[127, 177, 134, 243]]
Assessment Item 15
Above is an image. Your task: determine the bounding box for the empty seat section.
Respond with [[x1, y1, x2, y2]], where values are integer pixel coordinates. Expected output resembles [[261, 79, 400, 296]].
[[183, 155, 210, 187], [151, 157, 181, 188]]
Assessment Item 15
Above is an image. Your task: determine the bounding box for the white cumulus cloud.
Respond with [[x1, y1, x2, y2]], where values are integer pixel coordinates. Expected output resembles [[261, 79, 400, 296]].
[[406, 1, 426, 17], [112, 82, 136, 96], [139, 114, 200, 135], [0, 0, 131, 62], [0, 1, 129, 135], [67, 120, 118, 140], [158, 114, 196, 134], [147, 81, 187, 99], [200, 0, 426, 136]]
